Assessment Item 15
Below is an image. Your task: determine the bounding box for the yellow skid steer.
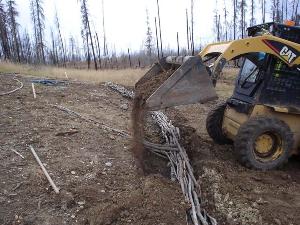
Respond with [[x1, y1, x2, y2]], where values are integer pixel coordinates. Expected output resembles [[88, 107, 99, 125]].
[[136, 22, 300, 170]]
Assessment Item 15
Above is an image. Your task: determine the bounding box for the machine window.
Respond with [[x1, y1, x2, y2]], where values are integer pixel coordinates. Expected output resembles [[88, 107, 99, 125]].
[[239, 59, 259, 84]]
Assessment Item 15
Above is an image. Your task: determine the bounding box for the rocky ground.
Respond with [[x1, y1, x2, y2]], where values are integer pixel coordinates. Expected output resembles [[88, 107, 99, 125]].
[[0, 73, 299, 225]]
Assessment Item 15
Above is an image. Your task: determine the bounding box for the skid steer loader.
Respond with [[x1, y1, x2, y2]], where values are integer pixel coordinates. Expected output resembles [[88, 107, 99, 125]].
[[136, 22, 300, 170]]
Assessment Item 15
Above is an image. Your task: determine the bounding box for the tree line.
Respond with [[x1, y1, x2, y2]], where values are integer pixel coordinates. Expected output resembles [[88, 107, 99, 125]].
[[214, 0, 299, 41], [0, 0, 299, 70]]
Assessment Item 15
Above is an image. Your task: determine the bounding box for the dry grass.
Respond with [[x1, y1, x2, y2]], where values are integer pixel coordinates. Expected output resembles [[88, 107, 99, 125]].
[[0, 62, 147, 86], [0, 62, 236, 96], [221, 67, 239, 80], [216, 82, 234, 98]]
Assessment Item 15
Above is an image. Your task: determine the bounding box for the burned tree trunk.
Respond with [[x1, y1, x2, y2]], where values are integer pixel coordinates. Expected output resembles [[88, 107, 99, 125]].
[[156, 0, 163, 57], [55, 11, 66, 67], [0, 1, 11, 60], [7, 0, 21, 62], [79, 0, 98, 70]]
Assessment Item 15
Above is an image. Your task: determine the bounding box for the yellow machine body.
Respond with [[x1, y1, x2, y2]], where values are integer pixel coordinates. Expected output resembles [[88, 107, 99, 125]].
[[222, 105, 300, 155]]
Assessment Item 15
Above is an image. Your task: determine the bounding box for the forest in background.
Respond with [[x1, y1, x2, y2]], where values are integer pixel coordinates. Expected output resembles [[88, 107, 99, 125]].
[[0, 0, 299, 70]]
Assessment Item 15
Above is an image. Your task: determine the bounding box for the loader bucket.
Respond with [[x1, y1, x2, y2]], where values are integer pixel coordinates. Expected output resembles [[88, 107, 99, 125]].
[[136, 56, 217, 111]]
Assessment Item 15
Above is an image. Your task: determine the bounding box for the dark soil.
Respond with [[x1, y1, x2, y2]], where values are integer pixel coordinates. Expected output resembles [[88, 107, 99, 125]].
[[0, 73, 187, 225], [131, 68, 175, 173], [170, 103, 300, 225], [2, 72, 300, 225]]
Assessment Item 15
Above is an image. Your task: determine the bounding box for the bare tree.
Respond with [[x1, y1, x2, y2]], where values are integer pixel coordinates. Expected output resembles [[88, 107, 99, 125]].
[[154, 17, 160, 59], [233, 0, 237, 40], [156, 0, 163, 57], [250, 0, 255, 26], [190, 0, 195, 55], [224, 0, 228, 41], [176, 32, 179, 56], [81, 28, 90, 69], [239, 0, 247, 38], [101, 0, 107, 56], [293, 0, 299, 22], [79, 0, 98, 70], [21, 29, 32, 63], [95, 32, 102, 69], [30, 0, 45, 64], [0, 0, 11, 59], [260, 0, 266, 23], [185, 9, 190, 53], [50, 28, 58, 65], [7, 0, 20, 62], [271, 0, 281, 22], [145, 8, 153, 59], [214, 0, 221, 41], [55, 10, 66, 67]]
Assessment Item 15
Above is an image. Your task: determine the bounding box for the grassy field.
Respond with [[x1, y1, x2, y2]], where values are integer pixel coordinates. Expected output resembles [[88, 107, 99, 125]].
[[0, 62, 237, 92], [0, 62, 146, 86]]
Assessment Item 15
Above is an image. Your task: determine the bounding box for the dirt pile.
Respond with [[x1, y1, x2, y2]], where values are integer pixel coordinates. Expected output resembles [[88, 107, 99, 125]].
[[86, 175, 189, 225], [131, 68, 175, 173]]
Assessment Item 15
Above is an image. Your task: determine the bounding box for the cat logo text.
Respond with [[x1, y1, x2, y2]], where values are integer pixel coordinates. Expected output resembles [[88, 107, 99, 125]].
[[280, 46, 297, 64]]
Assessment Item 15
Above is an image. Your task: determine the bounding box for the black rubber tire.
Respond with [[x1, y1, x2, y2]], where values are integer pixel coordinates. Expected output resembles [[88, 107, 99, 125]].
[[206, 103, 233, 145], [234, 117, 293, 170]]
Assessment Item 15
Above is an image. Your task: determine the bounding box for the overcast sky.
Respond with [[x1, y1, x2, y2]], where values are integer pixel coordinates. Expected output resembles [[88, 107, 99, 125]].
[[16, 0, 272, 54]]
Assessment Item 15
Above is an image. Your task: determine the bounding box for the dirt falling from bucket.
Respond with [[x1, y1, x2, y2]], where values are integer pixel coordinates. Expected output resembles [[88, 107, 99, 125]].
[[131, 68, 175, 174]]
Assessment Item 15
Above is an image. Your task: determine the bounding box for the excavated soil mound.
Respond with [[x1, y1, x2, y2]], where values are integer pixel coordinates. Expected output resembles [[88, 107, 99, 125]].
[[86, 175, 189, 225], [131, 68, 175, 173]]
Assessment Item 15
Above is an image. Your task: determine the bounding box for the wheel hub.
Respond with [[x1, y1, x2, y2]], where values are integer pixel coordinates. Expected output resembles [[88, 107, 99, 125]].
[[255, 134, 274, 154], [253, 132, 283, 161]]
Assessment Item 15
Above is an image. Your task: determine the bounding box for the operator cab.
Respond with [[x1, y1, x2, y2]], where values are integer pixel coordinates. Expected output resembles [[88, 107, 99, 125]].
[[228, 23, 300, 113]]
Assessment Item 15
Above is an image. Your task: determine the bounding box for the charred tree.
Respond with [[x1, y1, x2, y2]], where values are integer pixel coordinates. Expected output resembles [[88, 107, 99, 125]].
[[294, 0, 299, 22], [271, 0, 281, 22], [21, 30, 32, 63], [233, 0, 237, 40], [250, 0, 255, 26], [156, 0, 163, 57], [30, 0, 45, 64], [101, 0, 107, 56], [186, 9, 190, 54], [214, 0, 221, 41], [127, 48, 132, 68], [0, 0, 11, 59], [79, 0, 98, 70], [176, 32, 179, 56], [154, 17, 160, 59], [239, 0, 247, 38], [145, 8, 153, 60], [95, 32, 102, 69], [55, 10, 66, 67], [7, 0, 20, 62], [260, 0, 266, 23], [224, 0, 228, 41], [190, 0, 195, 55]]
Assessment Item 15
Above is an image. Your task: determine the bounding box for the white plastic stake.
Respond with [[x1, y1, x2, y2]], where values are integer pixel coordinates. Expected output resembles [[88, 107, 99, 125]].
[[31, 83, 36, 99], [29, 145, 60, 194]]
